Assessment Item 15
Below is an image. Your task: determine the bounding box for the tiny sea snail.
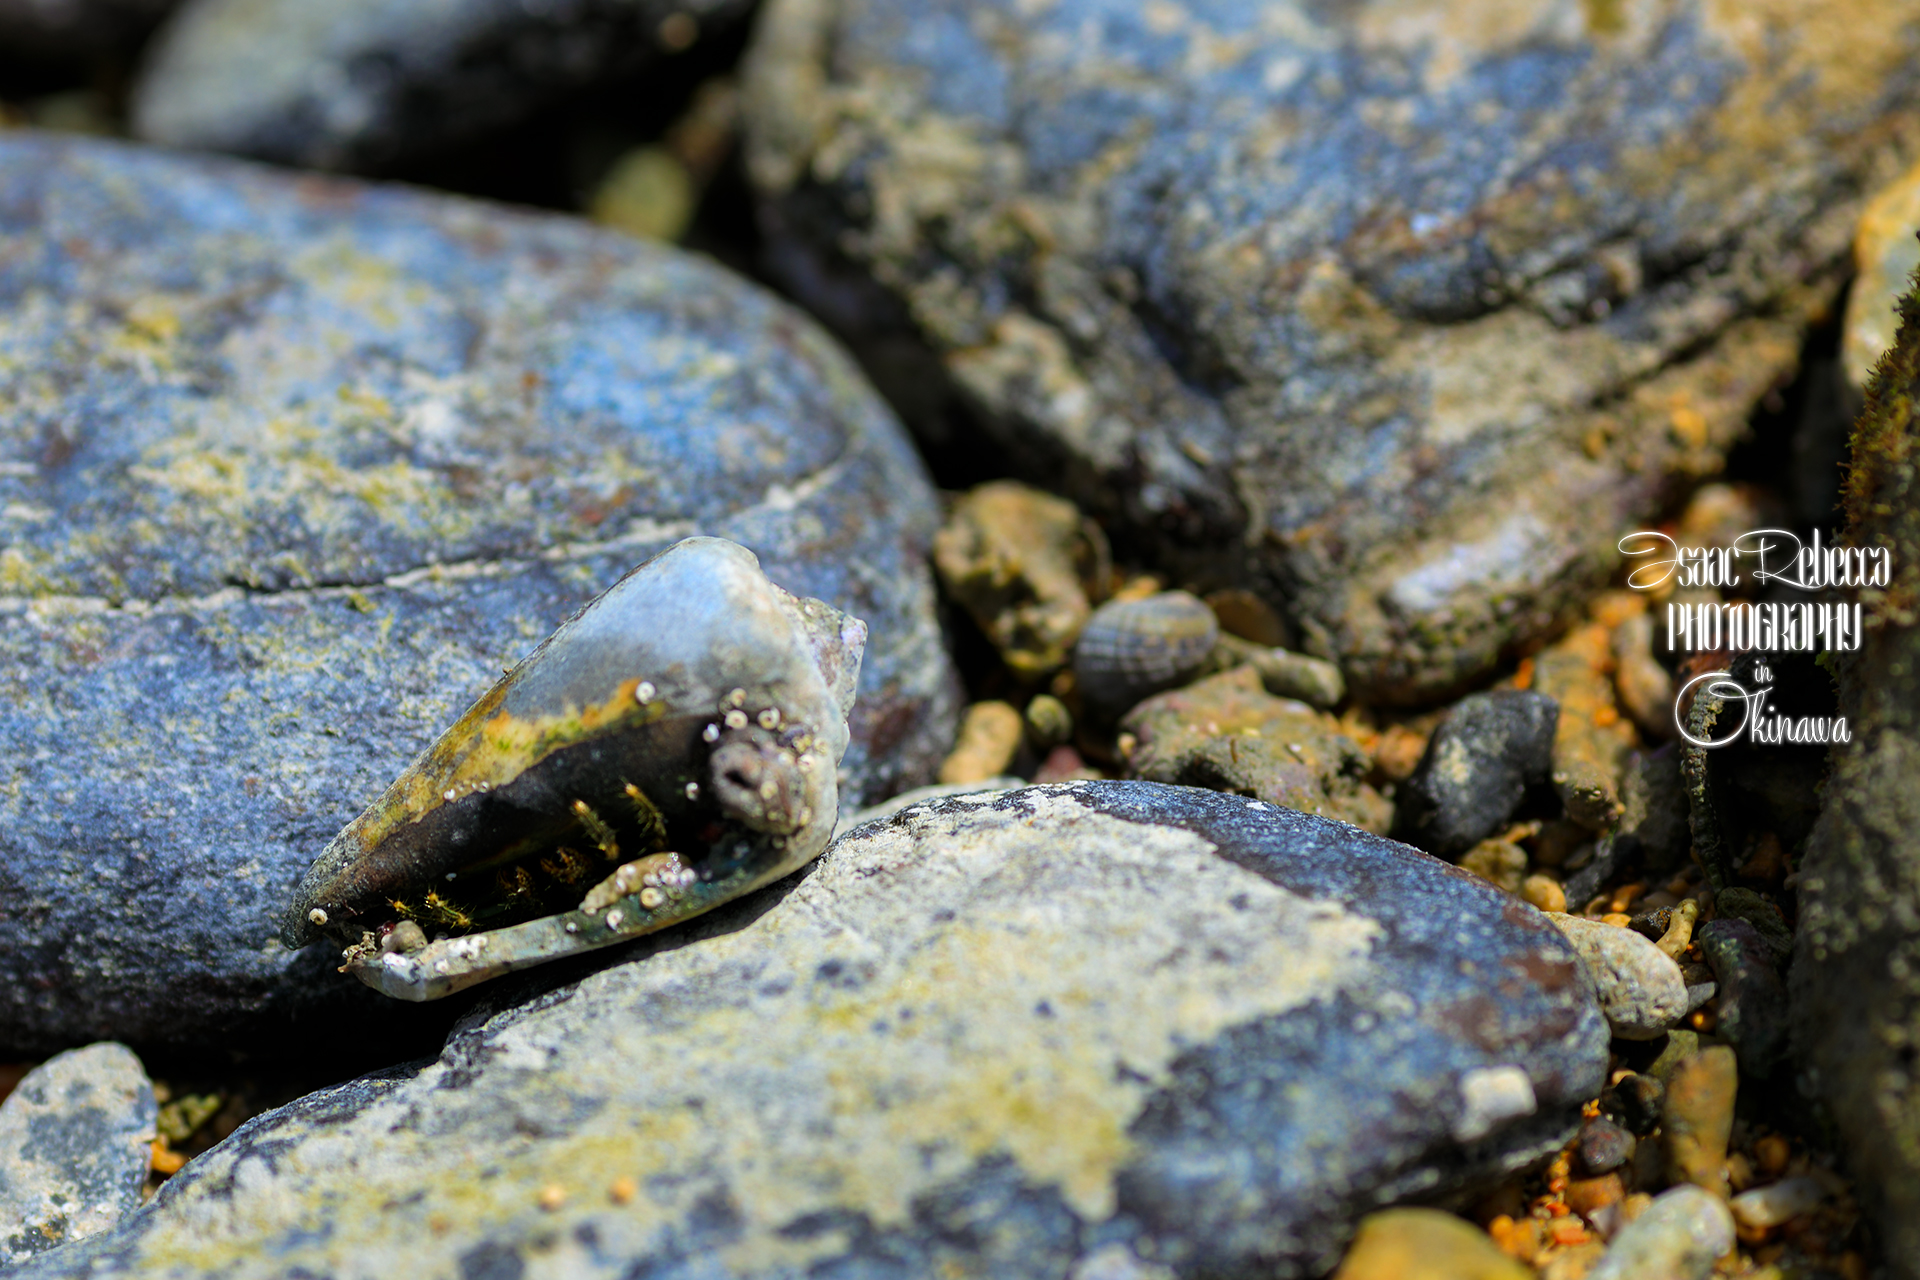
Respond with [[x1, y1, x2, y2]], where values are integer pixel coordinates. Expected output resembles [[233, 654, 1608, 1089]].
[[280, 536, 865, 1000]]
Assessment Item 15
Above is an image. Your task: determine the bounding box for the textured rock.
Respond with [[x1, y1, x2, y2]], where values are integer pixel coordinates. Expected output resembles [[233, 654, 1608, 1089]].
[[1663, 1045, 1737, 1196], [1585, 1185, 1733, 1280], [1122, 665, 1391, 833], [1534, 621, 1637, 830], [1696, 918, 1787, 1077], [1395, 691, 1557, 857], [1548, 915, 1690, 1040], [0, 1044, 156, 1266], [10, 782, 1609, 1280], [1576, 1116, 1635, 1176], [132, 0, 753, 172], [743, 0, 1920, 702], [1209, 633, 1346, 708], [0, 132, 958, 1055], [1331, 1208, 1531, 1280], [1791, 256, 1920, 1276], [1844, 156, 1920, 391]]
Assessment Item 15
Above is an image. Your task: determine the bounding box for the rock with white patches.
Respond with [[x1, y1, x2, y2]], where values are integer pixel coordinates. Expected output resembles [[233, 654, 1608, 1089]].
[[0, 132, 958, 1057], [9, 782, 1608, 1280]]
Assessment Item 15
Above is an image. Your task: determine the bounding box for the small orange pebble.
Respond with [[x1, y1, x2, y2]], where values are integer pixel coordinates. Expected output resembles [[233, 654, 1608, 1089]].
[[537, 1184, 568, 1212], [149, 1138, 186, 1176], [1546, 1216, 1590, 1247], [1690, 1008, 1717, 1033], [1564, 1174, 1624, 1219], [1608, 882, 1647, 914], [1591, 704, 1619, 728], [1725, 1151, 1755, 1194], [1601, 913, 1633, 929], [609, 1176, 638, 1205], [1512, 657, 1534, 690], [1754, 1134, 1792, 1178], [1488, 1214, 1543, 1262]]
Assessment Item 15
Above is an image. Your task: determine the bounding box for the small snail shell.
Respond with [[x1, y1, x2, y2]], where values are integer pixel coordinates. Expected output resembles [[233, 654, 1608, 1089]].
[[1073, 591, 1218, 719]]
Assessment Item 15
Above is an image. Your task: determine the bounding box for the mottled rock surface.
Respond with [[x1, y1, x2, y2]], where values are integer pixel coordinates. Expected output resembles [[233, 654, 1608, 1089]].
[[1123, 665, 1391, 832], [1549, 914, 1689, 1040], [0, 1043, 156, 1266], [744, 0, 1920, 701], [1394, 690, 1557, 856], [1585, 1185, 1733, 1280], [1792, 260, 1920, 1275], [12, 782, 1609, 1280], [0, 132, 958, 1055], [132, 0, 753, 171]]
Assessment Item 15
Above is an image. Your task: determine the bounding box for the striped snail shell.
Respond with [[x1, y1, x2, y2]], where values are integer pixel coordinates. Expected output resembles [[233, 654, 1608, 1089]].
[[1073, 591, 1218, 719]]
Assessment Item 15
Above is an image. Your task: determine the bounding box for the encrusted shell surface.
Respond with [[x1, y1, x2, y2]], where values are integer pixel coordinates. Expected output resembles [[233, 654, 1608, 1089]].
[[281, 536, 865, 999], [1073, 591, 1218, 719]]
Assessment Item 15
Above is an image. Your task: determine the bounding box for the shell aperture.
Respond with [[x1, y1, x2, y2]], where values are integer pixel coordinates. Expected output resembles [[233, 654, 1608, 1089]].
[[280, 537, 865, 1000]]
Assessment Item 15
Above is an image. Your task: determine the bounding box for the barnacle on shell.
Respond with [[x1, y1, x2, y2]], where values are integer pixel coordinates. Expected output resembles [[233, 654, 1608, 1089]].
[[280, 537, 865, 1000]]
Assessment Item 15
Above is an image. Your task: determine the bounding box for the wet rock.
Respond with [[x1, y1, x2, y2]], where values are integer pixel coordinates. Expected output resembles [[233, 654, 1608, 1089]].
[[1696, 918, 1788, 1077], [1331, 1208, 1531, 1280], [0, 1044, 156, 1266], [1075, 591, 1218, 721], [1599, 1072, 1665, 1136], [132, 0, 753, 172], [0, 133, 957, 1056], [1210, 634, 1346, 709], [1729, 1177, 1826, 1229], [1585, 1185, 1734, 1280], [1122, 666, 1391, 833], [1663, 1045, 1737, 1197], [1617, 746, 1692, 874], [939, 700, 1026, 784], [1548, 915, 1690, 1040], [1535, 622, 1637, 830], [933, 481, 1106, 679], [1576, 1117, 1636, 1176], [0, 0, 175, 55], [1792, 264, 1920, 1274], [11, 782, 1609, 1280], [1844, 158, 1920, 391], [1395, 691, 1557, 858], [743, 0, 1920, 703]]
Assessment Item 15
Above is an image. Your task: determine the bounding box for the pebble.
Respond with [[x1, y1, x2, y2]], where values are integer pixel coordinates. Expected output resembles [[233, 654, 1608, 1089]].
[[0, 133, 957, 1055], [1696, 918, 1789, 1078], [0, 1044, 157, 1266], [1123, 666, 1392, 834], [1330, 1208, 1531, 1280], [1209, 634, 1346, 708], [1534, 623, 1637, 831], [132, 0, 755, 171], [938, 701, 1026, 785], [1600, 1072, 1666, 1136], [1074, 591, 1219, 721], [1032, 744, 1101, 785], [1459, 839, 1529, 894], [1611, 610, 1675, 741], [1728, 1176, 1827, 1229], [1711, 888, 1793, 962], [1584, 1185, 1734, 1280], [1663, 1046, 1738, 1197], [1024, 694, 1075, 750], [16, 782, 1606, 1280], [1522, 874, 1568, 914], [1548, 915, 1691, 1040], [1393, 691, 1558, 857], [1576, 1117, 1636, 1176], [744, 0, 1920, 702], [933, 481, 1104, 679]]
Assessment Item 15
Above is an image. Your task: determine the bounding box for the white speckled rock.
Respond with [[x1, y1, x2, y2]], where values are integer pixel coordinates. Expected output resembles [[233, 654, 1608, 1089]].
[[1548, 914, 1690, 1040], [1586, 1185, 1733, 1280], [0, 1044, 157, 1266], [10, 783, 1607, 1280]]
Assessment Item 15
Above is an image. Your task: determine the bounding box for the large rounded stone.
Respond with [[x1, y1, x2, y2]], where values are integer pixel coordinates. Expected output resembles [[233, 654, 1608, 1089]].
[[743, 0, 1920, 702], [8, 782, 1608, 1280], [132, 0, 753, 172], [0, 132, 958, 1055]]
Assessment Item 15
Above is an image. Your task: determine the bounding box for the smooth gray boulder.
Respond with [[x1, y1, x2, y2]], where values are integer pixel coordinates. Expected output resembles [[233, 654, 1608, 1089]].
[[0, 131, 958, 1057], [0, 1043, 156, 1267], [11, 782, 1609, 1279], [743, 0, 1920, 702]]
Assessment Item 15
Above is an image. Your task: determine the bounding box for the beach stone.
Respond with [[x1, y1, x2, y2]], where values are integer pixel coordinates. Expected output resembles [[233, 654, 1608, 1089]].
[[1331, 1208, 1531, 1280], [1696, 918, 1787, 1078], [131, 0, 753, 172], [743, 0, 1920, 703], [1600, 1072, 1664, 1135], [1792, 266, 1920, 1274], [1122, 665, 1391, 833], [1395, 691, 1557, 858], [0, 132, 959, 1056], [1663, 1045, 1736, 1197], [1576, 1116, 1635, 1176], [0, 1043, 156, 1266], [1585, 1185, 1733, 1280], [9, 782, 1610, 1280], [1548, 915, 1690, 1040]]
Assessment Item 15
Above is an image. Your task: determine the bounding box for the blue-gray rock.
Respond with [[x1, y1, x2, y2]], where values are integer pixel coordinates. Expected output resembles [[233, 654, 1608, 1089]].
[[742, 0, 1920, 702], [132, 0, 752, 172], [9, 782, 1609, 1280], [1394, 691, 1557, 857], [0, 131, 958, 1056], [1575, 1115, 1635, 1176], [0, 1043, 156, 1267], [1697, 917, 1787, 1078]]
